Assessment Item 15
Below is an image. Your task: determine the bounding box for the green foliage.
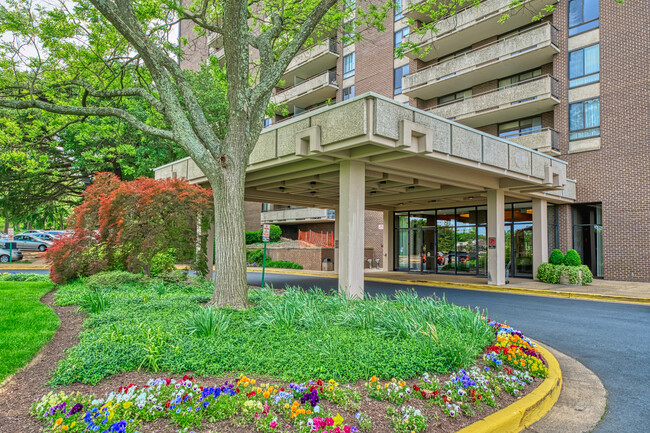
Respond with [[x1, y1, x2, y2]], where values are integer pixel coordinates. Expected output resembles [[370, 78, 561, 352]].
[[150, 249, 177, 276], [50, 276, 494, 385], [564, 249, 582, 266], [536, 263, 592, 285], [0, 281, 59, 382], [245, 231, 261, 244], [548, 249, 565, 265], [265, 260, 302, 269], [183, 307, 232, 337], [80, 290, 109, 313], [246, 249, 264, 264], [0, 273, 51, 282], [245, 225, 282, 244]]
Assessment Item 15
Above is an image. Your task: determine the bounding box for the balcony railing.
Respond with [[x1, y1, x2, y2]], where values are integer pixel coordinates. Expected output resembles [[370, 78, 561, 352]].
[[272, 69, 338, 111], [403, 23, 559, 100], [506, 128, 560, 154], [404, 0, 557, 60], [282, 39, 339, 83], [261, 207, 336, 224], [428, 75, 559, 127]]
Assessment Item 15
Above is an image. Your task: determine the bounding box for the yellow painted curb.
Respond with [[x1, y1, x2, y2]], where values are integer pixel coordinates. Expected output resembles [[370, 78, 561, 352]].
[[457, 341, 562, 433], [244, 269, 650, 305], [0, 265, 49, 269]]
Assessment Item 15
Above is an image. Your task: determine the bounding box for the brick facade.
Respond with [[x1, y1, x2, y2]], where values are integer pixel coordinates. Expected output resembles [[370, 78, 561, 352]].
[[553, 0, 650, 281]]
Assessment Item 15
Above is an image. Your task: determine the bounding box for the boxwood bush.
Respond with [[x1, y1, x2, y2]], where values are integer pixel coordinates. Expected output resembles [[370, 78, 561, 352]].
[[548, 249, 565, 265], [564, 249, 582, 266]]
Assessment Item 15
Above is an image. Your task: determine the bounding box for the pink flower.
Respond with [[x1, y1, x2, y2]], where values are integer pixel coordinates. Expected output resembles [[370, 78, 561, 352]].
[[326, 417, 334, 426], [334, 427, 342, 433], [269, 420, 277, 429], [344, 426, 351, 433]]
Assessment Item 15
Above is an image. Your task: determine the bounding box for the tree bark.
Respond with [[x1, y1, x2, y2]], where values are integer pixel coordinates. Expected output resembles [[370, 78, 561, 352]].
[[207, 137, 249, 309]]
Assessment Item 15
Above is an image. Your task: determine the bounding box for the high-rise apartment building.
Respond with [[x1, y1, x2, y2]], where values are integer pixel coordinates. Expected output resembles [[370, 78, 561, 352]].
[[168, 0, 650, 283]]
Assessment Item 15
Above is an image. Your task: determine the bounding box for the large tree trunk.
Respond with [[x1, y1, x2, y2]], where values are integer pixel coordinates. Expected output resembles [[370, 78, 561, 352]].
[[207, 137, 249, 309]]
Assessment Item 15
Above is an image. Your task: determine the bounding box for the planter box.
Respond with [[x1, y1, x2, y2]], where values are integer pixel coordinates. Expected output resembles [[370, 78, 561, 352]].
[[559, 269, 583, 285]]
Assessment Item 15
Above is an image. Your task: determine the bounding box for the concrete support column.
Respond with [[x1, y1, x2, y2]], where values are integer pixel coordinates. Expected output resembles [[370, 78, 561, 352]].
[[206, 223, 215, 281], [382, 210, 394, 272], [338, 160, 365, 298], [532, 199, 549, 280], [487, 189, 506, 286], [334, 207, 339, 273]]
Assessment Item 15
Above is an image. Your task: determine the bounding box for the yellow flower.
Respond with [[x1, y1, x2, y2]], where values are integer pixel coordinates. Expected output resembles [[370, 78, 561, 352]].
[[328, 386, 333, 392], [333, 413, 344, 426], [122, 401, 133, 409], [329, 379, 336, 384], [251, 379, 256, 385], [61, 426, 68, 431], [70, 422, 76, 428], [55, 418, 63, 426], [376, 385, 381, 390]]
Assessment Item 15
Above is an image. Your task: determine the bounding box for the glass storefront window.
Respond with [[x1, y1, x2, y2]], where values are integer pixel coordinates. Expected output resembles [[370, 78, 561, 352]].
[[437, 209, 456, 273]]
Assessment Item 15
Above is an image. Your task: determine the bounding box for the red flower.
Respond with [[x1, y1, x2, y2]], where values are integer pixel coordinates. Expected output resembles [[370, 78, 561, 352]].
[[413, 385, 420, 391]]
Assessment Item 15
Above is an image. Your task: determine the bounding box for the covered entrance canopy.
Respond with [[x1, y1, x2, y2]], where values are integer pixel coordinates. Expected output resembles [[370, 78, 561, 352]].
[[154, 93, 576, 296]]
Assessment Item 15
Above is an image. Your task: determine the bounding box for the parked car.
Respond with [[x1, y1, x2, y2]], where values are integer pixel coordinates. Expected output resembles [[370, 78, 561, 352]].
[[10, 234, 53, 252], [446, 251, 470, 264], [0, 247, 23, 263], [32, 232, 57, 242], [18, 229, 46, 235]]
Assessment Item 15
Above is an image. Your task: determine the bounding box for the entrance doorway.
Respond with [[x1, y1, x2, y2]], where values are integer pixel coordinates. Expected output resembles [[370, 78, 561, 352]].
[[408, 228, 436, 272]]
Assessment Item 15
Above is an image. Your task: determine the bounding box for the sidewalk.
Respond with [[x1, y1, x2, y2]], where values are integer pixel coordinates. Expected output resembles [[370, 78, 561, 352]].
[[249, 268, 650, 304]]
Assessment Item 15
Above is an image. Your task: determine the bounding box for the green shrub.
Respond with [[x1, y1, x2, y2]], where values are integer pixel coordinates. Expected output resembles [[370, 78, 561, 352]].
[[246, 249, 264, 265], [0, 273, 51, 282], [267, 224, 282, 241], [266, 260, 302, 269], [564, 249, 582, 266], [548, 249, 565, 265], [580, 265, 593, 285], [536, 263, 559, 284], [150, 249, 176, 276], [85, 271, 147, 291], [245, 231, 261, 244], [184, 307, 231, 337], [537, 263, 592, 285]]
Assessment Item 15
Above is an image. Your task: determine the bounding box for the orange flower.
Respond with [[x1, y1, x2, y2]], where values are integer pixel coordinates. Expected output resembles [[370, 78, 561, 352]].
[[263, 391, 270, 398], [55, 419, 63, 426], [370, 376, 378, 382]]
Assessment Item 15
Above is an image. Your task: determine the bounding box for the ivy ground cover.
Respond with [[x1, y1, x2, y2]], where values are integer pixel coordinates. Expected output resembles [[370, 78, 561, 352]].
[[0, 274, 59, 382], [36, 271, 549, 432]]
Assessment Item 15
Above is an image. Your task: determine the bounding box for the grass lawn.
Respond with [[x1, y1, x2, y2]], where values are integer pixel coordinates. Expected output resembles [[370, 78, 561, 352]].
[[0, 280, 60, 383]]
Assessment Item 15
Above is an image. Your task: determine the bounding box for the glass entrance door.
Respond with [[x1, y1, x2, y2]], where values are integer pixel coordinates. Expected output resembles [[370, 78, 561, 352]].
[[408, 228, 436, 272], [409, 229, 423, 271]]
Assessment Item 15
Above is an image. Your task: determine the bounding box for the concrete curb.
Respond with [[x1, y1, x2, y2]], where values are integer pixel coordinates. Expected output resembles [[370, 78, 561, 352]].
[[247, 268, 650, 305], [458, 341, 562, 433]]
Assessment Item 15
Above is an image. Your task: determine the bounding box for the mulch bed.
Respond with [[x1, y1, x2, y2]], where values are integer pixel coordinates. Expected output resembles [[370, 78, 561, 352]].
[[0, 290, 542, 432]]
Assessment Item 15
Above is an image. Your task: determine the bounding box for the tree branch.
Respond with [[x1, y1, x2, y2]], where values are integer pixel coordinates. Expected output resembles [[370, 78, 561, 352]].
[[0, 99, 174, 141]]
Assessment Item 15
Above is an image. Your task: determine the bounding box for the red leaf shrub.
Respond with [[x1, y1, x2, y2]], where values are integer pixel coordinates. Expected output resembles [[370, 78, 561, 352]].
[[49, 173, 212, 283]]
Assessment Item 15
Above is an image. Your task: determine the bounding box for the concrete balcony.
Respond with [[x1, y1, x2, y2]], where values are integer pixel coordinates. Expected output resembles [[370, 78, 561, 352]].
[[281, 39, 339, 86], [272, 69, 338, 113], [207, 32, 223, 49], [261, 207, 335, 224], [210, 46, 225, 66], [507, 128, 560, 155], [428, 75, 559, 128], [403, 23, 559, 100], [404, 0, 557, 60]]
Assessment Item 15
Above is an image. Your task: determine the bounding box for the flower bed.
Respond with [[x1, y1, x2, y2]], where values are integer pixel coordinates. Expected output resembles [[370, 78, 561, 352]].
[[31, 318, 548, 433]]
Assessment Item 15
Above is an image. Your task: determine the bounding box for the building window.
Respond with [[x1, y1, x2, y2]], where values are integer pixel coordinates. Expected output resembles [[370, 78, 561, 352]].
[[394, 0, 403, 20], [498, 116, 542, 138], [343, 85, 355, 100], [438, 88, 472, 105], [343, 20, 355, 46], [393, 64, 409, 95], [263, 118, 272, 128], [394, 27, 410, 52], [569, 44, 599, 88], [568, 0, 599, 36], [498, 68, 542, 88], [569, 98, 600, 140], [343, 53, 355, 79], [261, 203, 271, 212]]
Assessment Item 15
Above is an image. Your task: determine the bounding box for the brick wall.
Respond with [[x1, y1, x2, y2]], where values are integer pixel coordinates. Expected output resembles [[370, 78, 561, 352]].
[[364, 210, 384, 267], [179, 19, 208, 71], [553, 0, 650, 281]]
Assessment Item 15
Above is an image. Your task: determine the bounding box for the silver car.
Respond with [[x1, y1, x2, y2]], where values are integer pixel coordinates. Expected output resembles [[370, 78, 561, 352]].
[[0, 248, 23, 263], [11, 234, 53, 252]]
